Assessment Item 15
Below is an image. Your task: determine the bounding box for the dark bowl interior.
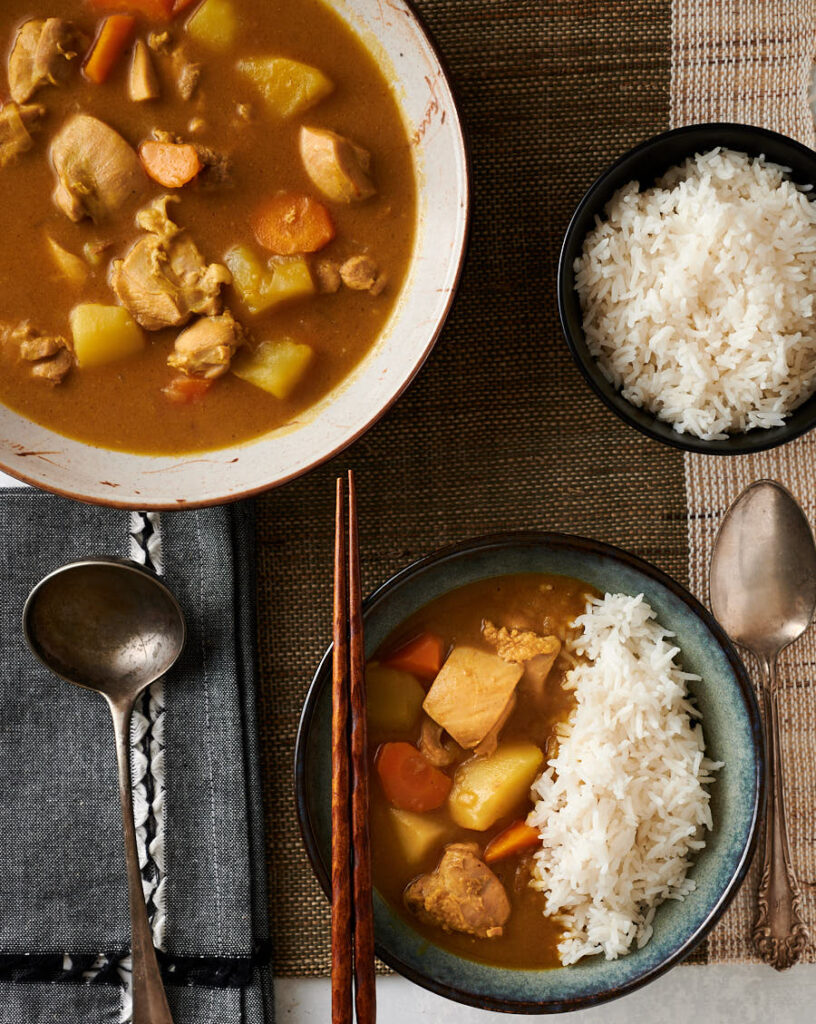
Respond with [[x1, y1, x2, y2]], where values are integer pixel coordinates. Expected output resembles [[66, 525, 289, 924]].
[[558, 122, 816, 455]]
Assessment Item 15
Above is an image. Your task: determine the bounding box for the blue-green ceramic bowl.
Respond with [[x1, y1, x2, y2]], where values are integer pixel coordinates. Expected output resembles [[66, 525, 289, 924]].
[[294, 532, 764, 1013]]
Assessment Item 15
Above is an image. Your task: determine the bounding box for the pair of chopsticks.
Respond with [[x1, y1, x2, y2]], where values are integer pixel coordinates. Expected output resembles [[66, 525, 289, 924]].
[[332, 471, 376, 1024]]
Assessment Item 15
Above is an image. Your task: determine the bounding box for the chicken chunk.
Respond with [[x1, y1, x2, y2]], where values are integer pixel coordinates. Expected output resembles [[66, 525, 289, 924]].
[[0, 102, 44, 169], [340, 255, 387, 295], [482, 622, 561, 663], [4, 322, 73, 384], [8, 18, 82, 104], [111, 196, 231, 330], [423, 646, 522, 751], [314, 259, 341, 293], [404, 843, 510, 939], [483, 622, 561, 701], [418, 715, 459, 768], [167, 311, 244, 379], [129, 39, 160, 102], [175, 55, 201, 100], [51, 115, 144, 223], [299, 126, 376, 203]]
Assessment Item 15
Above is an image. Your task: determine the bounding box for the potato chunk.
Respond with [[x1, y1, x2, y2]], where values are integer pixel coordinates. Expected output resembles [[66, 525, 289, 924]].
[[299, 127, 376, 203], [386, 807, 449, 867], [225, 246, 314, 316], [423, 646, 522, 750], [448, 742, 544, 831], [186, 0, 237, 49], [69, 304, 144, 368], [238, 58, 333, 118], [232, 337, 314, 398], [366, 664, 425, 737]]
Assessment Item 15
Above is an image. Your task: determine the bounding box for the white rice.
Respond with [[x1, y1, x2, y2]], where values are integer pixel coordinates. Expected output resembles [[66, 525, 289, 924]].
[[574, 148, 816, 439], [528, 593, 721, 965]]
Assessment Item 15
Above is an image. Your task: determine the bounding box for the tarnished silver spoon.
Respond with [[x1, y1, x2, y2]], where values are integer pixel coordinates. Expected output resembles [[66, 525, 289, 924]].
[[23, 558, 186, 1023], [710, 480, 813, 970]]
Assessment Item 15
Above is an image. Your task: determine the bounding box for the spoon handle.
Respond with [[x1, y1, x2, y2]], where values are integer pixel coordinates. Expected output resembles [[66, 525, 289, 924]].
[[753, 658, 809, 970], [110, 700, 174, 1024]]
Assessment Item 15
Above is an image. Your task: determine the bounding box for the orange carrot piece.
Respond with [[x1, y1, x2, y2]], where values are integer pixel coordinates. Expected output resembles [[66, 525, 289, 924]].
[[383, 633, 445, 680], [251, 192, 335, 255], [162, 376, 212, 403], [484, 820, 540, 864], [139, 141, 203, 188], [172, 0, 199, 13], [376, 742, 452, 813], [90, 0, 175, 21], [84, 15, 136, 85]]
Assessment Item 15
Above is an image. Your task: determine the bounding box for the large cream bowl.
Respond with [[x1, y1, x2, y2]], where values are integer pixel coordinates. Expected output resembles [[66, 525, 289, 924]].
[[0, 0, 469, 508]]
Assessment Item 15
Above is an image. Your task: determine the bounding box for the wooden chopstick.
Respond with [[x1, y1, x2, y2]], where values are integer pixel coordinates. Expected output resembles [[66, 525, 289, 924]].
[[331, 477, 353, 1024], [331, 472, 376, 1024], [348, 471, 376, 1024]]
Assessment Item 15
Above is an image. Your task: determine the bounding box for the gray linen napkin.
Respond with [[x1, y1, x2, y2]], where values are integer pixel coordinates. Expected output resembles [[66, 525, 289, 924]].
[[0, 492, 272, 1024]]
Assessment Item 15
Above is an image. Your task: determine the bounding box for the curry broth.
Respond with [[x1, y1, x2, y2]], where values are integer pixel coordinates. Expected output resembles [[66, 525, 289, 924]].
[[0, 0, 416, 453], [368, 573, 599, 970]]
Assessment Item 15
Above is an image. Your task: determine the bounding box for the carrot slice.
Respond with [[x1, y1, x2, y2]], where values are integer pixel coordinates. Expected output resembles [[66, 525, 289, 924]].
[[162, 376, 213, 403], [383, 633, 445, 680], [484, 820, 540, 864], [84, 15, 136, 84], [376, 742, 452, 813], [251, 192, 335, 255], [90, 0, 175, 20], [139, 141, 203, 188]]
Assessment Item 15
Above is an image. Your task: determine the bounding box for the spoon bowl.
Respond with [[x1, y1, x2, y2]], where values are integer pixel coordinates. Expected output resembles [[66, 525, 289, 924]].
[[710, 482, 816, 659], [24, 558, 186, 704], [23, 557, 186, 1024]]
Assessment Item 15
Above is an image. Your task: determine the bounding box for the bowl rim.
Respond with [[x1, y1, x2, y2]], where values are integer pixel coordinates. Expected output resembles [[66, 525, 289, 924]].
[[294, 529, 765, 1014], [557, 120, 816, 456], [0, 0, 472, 509]]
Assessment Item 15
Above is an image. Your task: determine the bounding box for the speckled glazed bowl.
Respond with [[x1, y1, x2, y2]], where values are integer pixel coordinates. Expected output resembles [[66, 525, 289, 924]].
[[0, 0, 468, 508], [295, 532, 764, 1014]]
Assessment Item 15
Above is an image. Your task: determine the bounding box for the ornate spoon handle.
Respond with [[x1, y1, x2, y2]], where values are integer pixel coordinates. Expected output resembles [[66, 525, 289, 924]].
[[753, 657, 809, 970]]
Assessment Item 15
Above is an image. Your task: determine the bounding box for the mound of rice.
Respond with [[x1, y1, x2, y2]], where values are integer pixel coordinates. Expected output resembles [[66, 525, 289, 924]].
[[528, 593, 721, 965], [574, 148, 816, 439]]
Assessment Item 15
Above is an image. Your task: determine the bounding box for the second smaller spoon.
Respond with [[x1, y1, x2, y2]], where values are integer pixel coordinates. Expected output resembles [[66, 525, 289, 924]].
[[710, 480, 813, 970]]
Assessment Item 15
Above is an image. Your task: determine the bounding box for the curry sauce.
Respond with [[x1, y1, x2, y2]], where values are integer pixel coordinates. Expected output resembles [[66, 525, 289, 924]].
[[368, 574, 597, 970]]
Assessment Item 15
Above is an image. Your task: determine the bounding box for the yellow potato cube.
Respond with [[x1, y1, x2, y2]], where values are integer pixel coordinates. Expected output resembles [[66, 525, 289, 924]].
[[232, 338, 314, 398], [448, 742, 544, 831], [237, 57, 333, 118], [366, 664, 425, 737], [386, 807, 449, 867], [69, 304, 144, 369], [186, 0, 237, 49], [225, 247, 314, 315]]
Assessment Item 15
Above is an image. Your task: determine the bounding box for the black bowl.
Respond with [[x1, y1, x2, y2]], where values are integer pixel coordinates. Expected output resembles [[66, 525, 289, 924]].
[[558, 122, 816, 455]]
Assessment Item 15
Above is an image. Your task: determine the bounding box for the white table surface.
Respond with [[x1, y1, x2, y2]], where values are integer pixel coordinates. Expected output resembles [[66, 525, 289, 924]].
[[5, 471, 813, 1021], [275, 966, 816, 1022]]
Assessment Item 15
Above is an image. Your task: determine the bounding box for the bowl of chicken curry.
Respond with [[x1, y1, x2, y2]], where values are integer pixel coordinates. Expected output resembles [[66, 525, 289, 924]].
[[0, 0, 468, 505], [295, 533, 761, 1013]]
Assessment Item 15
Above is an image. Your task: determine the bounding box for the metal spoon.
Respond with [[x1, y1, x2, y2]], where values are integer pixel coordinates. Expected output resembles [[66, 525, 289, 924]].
[[710, 480, 813, 970], [23, 558, 186, 1023]]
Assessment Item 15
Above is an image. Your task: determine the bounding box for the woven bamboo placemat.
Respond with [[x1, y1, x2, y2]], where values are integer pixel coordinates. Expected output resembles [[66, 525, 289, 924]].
[[672, 0, 816, 965], [255, 0, 689, 976]]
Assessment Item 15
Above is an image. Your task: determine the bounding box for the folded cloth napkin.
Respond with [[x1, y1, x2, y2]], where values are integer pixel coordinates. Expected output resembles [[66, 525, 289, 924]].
[[0, 490, 273, 1024]]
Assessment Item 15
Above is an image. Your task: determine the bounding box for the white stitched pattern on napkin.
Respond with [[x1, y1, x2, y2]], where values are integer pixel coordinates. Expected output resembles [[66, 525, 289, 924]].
[[119, 511, 167, 1022]]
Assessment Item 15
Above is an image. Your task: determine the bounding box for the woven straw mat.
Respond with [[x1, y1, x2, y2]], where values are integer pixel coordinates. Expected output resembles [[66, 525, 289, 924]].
[[672, 0, 816, 965], [254, 0, 815, 974]]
